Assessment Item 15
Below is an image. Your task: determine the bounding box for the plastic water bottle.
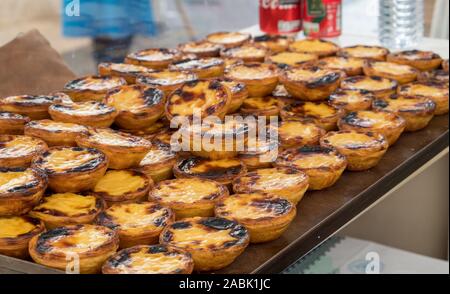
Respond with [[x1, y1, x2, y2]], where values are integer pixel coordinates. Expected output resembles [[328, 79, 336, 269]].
[[379, 0, 424, 49]]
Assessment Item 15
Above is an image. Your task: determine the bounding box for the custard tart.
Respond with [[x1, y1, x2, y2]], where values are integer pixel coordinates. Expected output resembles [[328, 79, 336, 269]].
[[341, 75, 398, 98], [337, 45, 389, 61], [98, 62, 152, 84], [280, 65, 344, 101], [178, 40, 223, 58], [397, 81, 449, 115], [32, 147, 108, 193], [173, 157, 246, 188], [266, 51, 318, 69], [372, 95, 436, 132], [149, 178, 229, 219], [289, 39, 339, 57], [240, 96, 279, 118], [96, 202, 173, 248], [30, 193, 104, 229], [387, 50, 443, 71], [136, 70, 198, 97], [338, 111, 406, 146], [275, 120, 326, 149], [104, 85, 165, 130], [216, 78, 248, 114], [0, 94, 68, 120], [280, 101, 344, 131], [363, 61, 419, 84], [206, 32, 251, 49], [24, 120, 88, 147], [275, 146, 347, 190], [92, 170, 152, 207], [0, 167, 47, 216], [232, 166, 309, 205], [0, 112, 30, 135], [220, 44, 268, 64], [63, 76, 126, 102], [328, 89, 374, 113], [0, 216, 45, 258], [417, 70, 449, 84], [215, 193, 296, 243], [160, 217, 249, 271], [0, 135, 48, 168], [320, 130, 389, 171], [165, 79, 231, 121], [76, 128, 152, 169], [125, 48, 182, 70], [102, 245, 194, 274], [29, 224, 119, 274], [169, 58, 225, 79], [314, 56, 365, 76], [238, 138, 279, 170], [137, 141, 177, 183], [49, 101, 118, 128], [225, 63, 279, 97], [252, 35, 294, 53]]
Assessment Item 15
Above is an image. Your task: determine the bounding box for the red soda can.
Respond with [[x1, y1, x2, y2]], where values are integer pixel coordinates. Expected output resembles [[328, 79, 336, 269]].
[[259, 0, 303, 35], [303, 0, 342, 38]]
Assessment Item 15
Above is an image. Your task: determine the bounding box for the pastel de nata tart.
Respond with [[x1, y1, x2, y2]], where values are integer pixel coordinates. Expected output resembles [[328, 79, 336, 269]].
[[328, 89, 374, 113], [29, 193, 104, 229], [215, 193, 296, 243], [280, 101, 344, 132], [0, 216, 45, 258], [341, 75, 398, 98], [76, 128, 152, 169], [136, 70, 198, 97], [102, 245, 194, 274], [225, 63, 279, 97], [160, 217, 249, 271], [387, 50, 443, 71], [275, 120, 326, 149], [240, 96, 279, 118], [314, 56, 365, 76], [266, 51, 318, 69], [165, 79, 231, 121], [220, 44, 268, 64], [206, 32, 251, 48], [0, 167, 47, 216], [337, 45, 390, 61], [169, 58, 225, 79], [137, 141, 176, 183], [363, 61, 419, 84], [125, 48, 182, 70], [216, 78, 249, 114], [0, 112, 30, 135], [0, 94, 68, 120], [173, 156, 247, 188], [398, 81, 449, 115], [418, 69, 449, 84], [24, 120, 88, 147], [92, 170, 152, 207], [276, 146, 347, 190], [149, 178, 229, 220], [238, 138, 279, 170], [98, 62, 153, 84], [338, 111, 406, 146], [372, 95, 436, 132], [49, 101, 118, 128], [0, 135, 48, 168], [232, 166, 309, 205], [96, 202, 173, 248], [252, 34, 294, 53], [280, 65, 344, 101], [63, 76, 126, 102], [178, 40, 223, 58], [443, 59, 449, 72], [32, 147, 108, 193], [29, 224, 119, 274], [289, 39, 339, 57], [105, 85, 165, 130], [320, 130, 389, 171]]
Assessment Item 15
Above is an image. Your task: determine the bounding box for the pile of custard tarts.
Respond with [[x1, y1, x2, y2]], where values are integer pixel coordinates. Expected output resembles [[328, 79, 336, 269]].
[[0, 31, 448, 274]]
